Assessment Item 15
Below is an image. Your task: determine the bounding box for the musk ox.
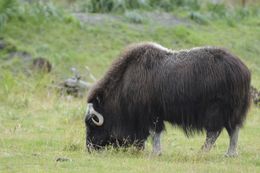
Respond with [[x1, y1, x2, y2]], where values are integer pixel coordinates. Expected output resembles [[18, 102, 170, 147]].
[[85, 43, 251, 156]]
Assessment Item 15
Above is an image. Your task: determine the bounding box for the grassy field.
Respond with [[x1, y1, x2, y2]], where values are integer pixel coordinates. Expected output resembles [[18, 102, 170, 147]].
[[0, 1, 260, 172]]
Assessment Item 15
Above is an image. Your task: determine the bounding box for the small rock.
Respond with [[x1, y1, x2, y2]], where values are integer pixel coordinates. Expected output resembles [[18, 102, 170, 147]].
[[32, 57, 52, 73], [32, 153, 40, 157], [56, 157, 72, 162]]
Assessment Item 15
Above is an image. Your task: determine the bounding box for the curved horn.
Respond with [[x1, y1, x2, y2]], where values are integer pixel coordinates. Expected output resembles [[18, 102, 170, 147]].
[[88, 103, 104, 126]]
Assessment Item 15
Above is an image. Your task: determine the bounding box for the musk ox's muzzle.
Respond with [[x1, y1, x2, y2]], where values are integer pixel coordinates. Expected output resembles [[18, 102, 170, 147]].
[[86, 138, 104, 152]]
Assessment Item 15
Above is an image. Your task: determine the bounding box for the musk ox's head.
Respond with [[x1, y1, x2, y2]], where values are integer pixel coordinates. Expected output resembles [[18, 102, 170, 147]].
[[85, 98, 139, 151], [84, 100, 110, 151]]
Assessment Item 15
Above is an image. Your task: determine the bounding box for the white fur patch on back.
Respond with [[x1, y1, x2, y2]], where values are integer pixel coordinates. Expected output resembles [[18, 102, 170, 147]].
[[146, 42, 213, 54], [148, 42, 174, 53], [178, 46, 214, 52]]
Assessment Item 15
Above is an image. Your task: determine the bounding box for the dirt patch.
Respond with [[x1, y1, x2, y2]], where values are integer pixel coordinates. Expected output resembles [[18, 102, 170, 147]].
[[73, 12, 188, 27], [145, 12, 189, 27], [73, 13, 120, 25]]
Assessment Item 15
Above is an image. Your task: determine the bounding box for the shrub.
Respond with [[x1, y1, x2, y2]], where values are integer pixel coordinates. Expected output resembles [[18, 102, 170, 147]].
[[206, 2, 227, 18], [88, 0, 115, 13], [0, 0, 74, 30], [87, 0, 149, 13], [149, 0, 200, 11], [0, 0, 18, 29], [20, 1, 65, 22], [124, 10, 145, 24], [87, 0, 200, 13], [189, 11, 209, 25]]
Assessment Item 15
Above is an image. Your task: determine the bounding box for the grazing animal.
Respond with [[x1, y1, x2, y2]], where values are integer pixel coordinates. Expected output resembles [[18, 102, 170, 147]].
[[85, 43, 251, 156]]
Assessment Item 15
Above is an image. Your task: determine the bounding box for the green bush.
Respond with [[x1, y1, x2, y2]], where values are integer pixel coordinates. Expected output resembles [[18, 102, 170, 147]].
[[149, 0, 200, 11], [207, 2, 227, 18], [188, 2, 260, 24], [0, 0, 18, 29], [124, 10, 145, 24], [88, 0, 114, 13], [0, 0, 17, 13], [0, 0, 73, 30], [87, 0, 149, 13], [16, 1, 66, 23], [29, 2, 62, 19], [189, 12, 209, 25], [86, 0, 200, 13]]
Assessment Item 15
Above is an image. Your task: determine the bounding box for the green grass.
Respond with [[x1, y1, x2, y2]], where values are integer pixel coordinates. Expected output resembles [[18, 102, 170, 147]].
[[1, 1, 260, 172]]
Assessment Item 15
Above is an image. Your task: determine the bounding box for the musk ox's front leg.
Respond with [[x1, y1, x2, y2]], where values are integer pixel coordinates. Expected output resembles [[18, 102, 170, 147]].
[[201, 130, 221, 152], [225, 126, 239, 157], [151, 132, 162, 156]]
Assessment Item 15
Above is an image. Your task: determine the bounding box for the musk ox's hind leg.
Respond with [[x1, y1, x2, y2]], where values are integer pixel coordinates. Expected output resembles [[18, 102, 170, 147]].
[[225, 126, 239, 157], [201, 130, 221, 152], [201, 103, 225, 153]]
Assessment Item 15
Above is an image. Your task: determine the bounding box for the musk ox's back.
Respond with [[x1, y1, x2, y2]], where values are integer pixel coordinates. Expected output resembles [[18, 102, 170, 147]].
[[87, 43, 251, 138]]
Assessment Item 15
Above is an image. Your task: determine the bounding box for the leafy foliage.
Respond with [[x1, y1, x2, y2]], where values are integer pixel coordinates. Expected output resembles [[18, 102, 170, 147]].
[[0, 0, 72, 30], [124, 10, 145, 24], [0, 0, 18, 29], [87, 0, 149, 13], [86, 0, 200, 13], [149, 0, 200, 11]]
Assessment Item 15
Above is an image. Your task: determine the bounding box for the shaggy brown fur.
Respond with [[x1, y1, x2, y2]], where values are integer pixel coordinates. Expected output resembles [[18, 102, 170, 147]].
[[85, 42, 251, 151]]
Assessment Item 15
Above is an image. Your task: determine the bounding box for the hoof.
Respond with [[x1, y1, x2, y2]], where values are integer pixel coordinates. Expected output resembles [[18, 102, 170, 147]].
[[225, 152, 238, 157], [200, 145, 211, 153], [152, 150, 162, 156]]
